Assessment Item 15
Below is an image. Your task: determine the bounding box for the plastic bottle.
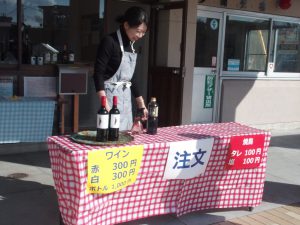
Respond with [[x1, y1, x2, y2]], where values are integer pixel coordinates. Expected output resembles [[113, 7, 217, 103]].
[[146, 97, 158, 135]]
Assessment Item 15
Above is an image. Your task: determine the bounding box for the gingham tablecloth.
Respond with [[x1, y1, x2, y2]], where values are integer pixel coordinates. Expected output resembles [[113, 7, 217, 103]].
[[48, 122, 271, 225], [0, 97, 55, 143]]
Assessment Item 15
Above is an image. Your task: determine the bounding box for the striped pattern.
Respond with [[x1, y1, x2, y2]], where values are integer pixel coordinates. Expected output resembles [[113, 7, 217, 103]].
[[48, 122, 271, 225]]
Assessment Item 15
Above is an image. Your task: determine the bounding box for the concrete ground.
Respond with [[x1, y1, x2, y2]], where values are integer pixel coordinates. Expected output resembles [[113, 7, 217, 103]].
[[0, 128, 300, 225]]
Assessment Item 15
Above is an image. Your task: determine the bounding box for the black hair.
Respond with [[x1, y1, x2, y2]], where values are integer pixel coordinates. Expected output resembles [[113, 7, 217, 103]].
[[116, 6, 149, 28]]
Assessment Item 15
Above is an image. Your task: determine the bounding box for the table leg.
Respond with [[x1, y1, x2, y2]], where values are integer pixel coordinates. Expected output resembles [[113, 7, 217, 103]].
[[73, 94, 79, 133], [59, 213, 65, 225], [58, 95, 65, 135]]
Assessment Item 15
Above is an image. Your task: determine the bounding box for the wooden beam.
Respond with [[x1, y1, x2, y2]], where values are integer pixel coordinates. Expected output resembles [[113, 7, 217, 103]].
[[73, 94, 79, 133]]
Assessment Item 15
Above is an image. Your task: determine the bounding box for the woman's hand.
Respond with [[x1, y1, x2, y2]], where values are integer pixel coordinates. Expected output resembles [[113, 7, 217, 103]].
[[141, 107, 148, 121], [136, 96, 148, 120], [97, 90, 111, 112]]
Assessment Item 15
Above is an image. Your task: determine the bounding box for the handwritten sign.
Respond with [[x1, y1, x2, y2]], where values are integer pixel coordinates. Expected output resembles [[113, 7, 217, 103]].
[[225, 134, 265, 170], [163, 138, 214, 179], [87, 145, 143, 194]]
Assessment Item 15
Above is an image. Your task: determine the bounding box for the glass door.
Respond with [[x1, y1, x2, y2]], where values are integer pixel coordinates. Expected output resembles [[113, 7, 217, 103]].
[[191, 11, 223, 123]]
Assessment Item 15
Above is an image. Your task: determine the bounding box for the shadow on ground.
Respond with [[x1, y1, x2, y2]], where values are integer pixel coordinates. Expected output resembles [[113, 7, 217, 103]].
[[270, 134, 300, 149], [0, 151, 51, 168], [263, 181, 300, 205], [0, 176, 60, 225]]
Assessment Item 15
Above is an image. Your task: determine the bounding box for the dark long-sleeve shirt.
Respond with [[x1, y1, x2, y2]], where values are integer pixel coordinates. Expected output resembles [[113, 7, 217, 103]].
[[93, 27, 141, 98]]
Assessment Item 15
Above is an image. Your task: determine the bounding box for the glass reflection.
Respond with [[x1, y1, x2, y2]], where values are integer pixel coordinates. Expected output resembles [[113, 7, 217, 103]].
[[223, 15, 270, 72], [23, 0, 70, 64], [1, 0, 106, 64], [0, 0, 17, 63], [23, 0, 69, 28], [271, 21, 300, 73]]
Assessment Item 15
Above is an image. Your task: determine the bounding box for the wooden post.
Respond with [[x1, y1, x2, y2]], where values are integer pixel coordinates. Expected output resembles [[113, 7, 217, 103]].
[[73, 94, 79, 133], [59, 95, 65, 135]]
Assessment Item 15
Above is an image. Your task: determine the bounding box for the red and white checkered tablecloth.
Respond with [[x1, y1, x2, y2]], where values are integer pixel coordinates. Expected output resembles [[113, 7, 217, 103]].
[[47, 122, 271, 225]]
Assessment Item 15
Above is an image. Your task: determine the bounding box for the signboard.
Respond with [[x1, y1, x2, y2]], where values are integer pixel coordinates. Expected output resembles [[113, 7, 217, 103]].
[[203, 74, 215, 108], [24, 76, 57, 97], [163, 138, 214, 179], [210, 19, 219, 30], [267, 62, 274, 74], [87, 145, 144, 194], [227, 59, 240, 71], [225, 134, 265, 170], [58, 65, 88, 95]]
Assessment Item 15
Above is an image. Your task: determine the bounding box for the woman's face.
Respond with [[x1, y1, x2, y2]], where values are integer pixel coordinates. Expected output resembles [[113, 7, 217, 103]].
[[124, 22, 147, 42]]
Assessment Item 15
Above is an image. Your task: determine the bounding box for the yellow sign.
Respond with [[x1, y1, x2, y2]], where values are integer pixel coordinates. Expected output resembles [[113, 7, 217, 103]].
[[87, 145, 144, 194]]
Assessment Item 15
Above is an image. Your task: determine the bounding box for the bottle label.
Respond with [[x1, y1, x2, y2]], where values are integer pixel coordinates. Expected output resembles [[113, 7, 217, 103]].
[[30, 56, 36, 65], [97, 114, 109, 129], [52, 53, 57, 63], [149, 107, 158, 117], [37, 56, 43, 65], [44, 52, 51, 63], [110, 114, 120, 128], [69, 53, 74, 62]]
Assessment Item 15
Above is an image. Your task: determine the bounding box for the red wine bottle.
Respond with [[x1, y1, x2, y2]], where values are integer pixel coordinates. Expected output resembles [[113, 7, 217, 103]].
[[146, 97, 159, 135], [96, 96, 109, 142], [109, 96, 120, 141]]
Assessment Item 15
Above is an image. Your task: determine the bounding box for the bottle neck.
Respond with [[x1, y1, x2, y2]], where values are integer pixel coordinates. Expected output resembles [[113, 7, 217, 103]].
[[113, 96, 117, 107], [101, 96, 106, 108]]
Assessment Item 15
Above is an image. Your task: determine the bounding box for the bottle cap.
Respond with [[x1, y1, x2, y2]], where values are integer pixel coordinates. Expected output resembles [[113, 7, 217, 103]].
[[101, 96, 106, 106], [113, 96, 118, 105], [151, 97, 156, 102]]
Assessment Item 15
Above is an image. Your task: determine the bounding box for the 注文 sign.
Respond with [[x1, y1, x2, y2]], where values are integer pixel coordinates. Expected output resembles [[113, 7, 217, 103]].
[[225, 134, 265, 170]]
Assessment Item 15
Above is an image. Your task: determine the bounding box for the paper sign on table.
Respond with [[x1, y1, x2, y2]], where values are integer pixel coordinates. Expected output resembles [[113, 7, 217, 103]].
[[225, 134, 265, 170], [163, 138, 214, 179], [87, 145, 143, 194]]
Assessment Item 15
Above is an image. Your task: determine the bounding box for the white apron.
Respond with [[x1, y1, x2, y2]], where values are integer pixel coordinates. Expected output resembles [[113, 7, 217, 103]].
[[104, 29, 137, 131]]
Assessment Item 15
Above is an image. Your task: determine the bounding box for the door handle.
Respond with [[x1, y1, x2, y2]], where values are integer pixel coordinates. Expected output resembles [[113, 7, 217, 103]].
[[211, 69, 217, 74], [172, 68, 180, 75]]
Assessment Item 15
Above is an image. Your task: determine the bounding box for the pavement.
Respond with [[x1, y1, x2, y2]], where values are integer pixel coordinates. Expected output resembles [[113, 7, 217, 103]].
[[0, 128, 300, 225]]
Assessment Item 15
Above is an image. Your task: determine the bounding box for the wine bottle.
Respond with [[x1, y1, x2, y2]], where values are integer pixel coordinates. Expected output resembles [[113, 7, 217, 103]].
[[109, 96, 120, 141], [96, 96, 109, 142], [68, 47, 75, 64], [146, 97, 159, 135], [61, 44, 68, 64]]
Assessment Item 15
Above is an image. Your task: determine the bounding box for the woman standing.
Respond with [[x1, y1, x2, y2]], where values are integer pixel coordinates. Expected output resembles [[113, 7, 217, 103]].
[[93, 6, 148, 131]]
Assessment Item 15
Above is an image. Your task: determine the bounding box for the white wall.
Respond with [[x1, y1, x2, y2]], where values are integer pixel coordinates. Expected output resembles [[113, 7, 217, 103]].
[[221, 79, 300, 129], [181, 0, 198, 124], [199, 0, 300, 18]]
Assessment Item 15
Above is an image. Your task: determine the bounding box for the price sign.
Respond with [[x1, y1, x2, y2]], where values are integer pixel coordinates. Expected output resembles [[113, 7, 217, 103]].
[[87, 145, 144, 194], [225, 134, 265, 170]]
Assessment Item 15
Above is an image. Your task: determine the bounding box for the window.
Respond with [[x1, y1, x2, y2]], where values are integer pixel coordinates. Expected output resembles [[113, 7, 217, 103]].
[[0, 0, 17, 64], [1, 0, 105, 65], [270, 21, 300, 73], [245, 29, 269, 71], [194, 16, 220, 67], [223, 15, 270, 72], [23, 0, 71, 64]]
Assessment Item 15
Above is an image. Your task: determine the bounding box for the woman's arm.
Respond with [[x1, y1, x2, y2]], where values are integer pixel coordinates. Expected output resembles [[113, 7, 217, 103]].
[[135, 96, 148, 120]]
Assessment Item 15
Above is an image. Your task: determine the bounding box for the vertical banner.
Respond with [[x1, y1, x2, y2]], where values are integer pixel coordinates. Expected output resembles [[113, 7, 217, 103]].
[[163, 138, 214, 179], [87, 145, 144, 194], [225, 134, 265, 170], [203, 75, 216, 108]]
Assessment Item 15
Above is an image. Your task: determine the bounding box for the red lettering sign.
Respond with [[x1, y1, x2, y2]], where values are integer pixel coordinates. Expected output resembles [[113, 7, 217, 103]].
[[225, 134, 265, 170]]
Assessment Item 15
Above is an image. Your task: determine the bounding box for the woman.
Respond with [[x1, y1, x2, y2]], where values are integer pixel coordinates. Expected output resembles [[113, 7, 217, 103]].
[[93, 6, 148, 131]]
